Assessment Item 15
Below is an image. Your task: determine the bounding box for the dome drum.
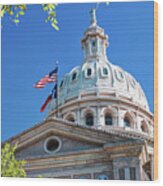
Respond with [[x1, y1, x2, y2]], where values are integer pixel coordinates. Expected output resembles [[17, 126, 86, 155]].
[[48, 93, 153, 138]]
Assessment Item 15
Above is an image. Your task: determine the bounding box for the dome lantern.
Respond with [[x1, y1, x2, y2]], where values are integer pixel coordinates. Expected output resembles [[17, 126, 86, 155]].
[[81, 9, 109, 62]]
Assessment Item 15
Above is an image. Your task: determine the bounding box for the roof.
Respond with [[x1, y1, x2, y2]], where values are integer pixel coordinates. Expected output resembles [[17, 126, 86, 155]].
[[3, 117, 153, 149]]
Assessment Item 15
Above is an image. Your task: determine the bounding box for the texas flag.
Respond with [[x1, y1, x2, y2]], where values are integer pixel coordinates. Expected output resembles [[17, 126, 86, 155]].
[[40, 84, 58, 112]]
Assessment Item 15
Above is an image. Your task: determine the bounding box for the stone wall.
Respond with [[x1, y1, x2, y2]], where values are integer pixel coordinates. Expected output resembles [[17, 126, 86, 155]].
[[15, 134, 99, 160], [26, 159, 113, 179]]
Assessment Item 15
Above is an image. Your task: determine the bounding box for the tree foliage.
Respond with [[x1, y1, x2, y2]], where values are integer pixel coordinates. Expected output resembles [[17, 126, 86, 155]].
[[0, 3, 110, 30], [0, 4, 59, 30], [42, 4, 59, 30], [1, 143, 26, 177]]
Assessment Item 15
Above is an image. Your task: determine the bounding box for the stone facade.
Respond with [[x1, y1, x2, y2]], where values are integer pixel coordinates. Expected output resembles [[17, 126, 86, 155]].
[[5, 117, 153, 180]]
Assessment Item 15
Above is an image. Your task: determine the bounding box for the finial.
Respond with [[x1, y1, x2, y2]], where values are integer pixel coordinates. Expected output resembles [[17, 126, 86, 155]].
[[90, 8, 97, 26], [56, 60, 59, 66]]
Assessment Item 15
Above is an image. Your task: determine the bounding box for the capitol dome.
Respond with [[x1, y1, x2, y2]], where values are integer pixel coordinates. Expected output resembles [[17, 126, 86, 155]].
[[48, 9, 153, 137], [56, 60, 149, 111]]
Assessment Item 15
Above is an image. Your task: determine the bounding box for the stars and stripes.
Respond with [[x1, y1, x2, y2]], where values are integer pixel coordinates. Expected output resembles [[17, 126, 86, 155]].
[[34, 67, 58, 89]]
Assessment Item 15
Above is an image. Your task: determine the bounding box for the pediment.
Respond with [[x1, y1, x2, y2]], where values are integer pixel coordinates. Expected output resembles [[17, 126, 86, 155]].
[[15, 132, 101, 160]]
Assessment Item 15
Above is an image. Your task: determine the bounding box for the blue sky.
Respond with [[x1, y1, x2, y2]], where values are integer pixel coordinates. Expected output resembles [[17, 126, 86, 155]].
[[1, 1, 154, 141]]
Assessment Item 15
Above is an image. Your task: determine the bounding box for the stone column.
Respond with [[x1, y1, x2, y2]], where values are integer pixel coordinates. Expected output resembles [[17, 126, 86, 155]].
[[96, 106, 100, 127], [88, 38, 92, 57], [124, 168, 130, 180], [117, 107, 123, 127], [77, 108, 80, 124]]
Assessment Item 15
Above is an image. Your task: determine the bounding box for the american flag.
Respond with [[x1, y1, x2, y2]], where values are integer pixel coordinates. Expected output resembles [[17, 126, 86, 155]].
[[34, 67, 58, 88]]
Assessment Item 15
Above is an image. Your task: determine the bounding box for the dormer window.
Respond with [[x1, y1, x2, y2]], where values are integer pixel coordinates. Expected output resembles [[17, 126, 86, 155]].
[[129, 78, 136, 88], [103, 68, 108, 75], [87, 68, 92, 76], [72, 72, 77, 81], [101, 67, 109, 78], [84, 67, 94, 79], [115, 69, 124, 82]]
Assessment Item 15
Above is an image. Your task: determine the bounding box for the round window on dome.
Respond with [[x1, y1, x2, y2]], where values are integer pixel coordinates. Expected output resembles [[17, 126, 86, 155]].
[[44, 136, 62, 154]]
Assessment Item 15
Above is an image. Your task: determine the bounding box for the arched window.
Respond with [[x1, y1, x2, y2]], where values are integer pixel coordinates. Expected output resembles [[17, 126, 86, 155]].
[[67, 117, 75, 122], [66, 115, 75, 122], [105, 113, 112, 126], [141, 121, 148, 133], [85, 113, 94, 126], [92, 40, 96, 47], [124, 116, 131, 127], [91, 39, 97, 53]]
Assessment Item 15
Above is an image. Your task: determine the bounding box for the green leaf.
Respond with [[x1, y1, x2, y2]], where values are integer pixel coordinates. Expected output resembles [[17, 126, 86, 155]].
[[15, 13, 19, 18], [19, 11, 25, 15], [51, 23, 59, 30], [19, 5, 26, 11], [47, 4, 55, 10], [0, 9, 5, 17], [43, 6, 48, 11], [53, 19, 58, 24], [13, 19, 20, 24], [9, 10, 14, 15], [1, 143, 26, 177]]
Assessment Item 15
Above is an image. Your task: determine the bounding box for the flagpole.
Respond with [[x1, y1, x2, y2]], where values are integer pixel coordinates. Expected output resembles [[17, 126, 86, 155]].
[[56, 61, 59, 118]]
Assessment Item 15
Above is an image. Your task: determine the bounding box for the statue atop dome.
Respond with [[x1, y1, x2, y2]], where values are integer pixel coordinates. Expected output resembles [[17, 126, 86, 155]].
[[90, 8, 97, 26]]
